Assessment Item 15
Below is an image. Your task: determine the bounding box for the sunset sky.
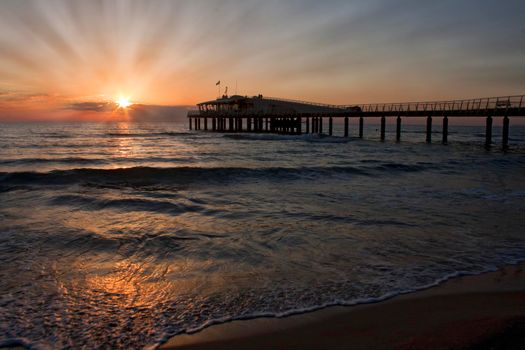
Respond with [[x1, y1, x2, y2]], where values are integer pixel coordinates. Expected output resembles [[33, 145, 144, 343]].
[[0, 0, 524, 121]]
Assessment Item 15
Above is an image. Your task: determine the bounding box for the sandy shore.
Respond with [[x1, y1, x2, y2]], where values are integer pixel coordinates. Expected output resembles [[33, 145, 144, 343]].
[[160, 263, 525, 350]]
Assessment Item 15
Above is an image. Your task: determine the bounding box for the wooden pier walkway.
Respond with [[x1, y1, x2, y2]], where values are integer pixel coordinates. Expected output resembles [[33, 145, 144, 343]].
[[188, 95, 525, 148]]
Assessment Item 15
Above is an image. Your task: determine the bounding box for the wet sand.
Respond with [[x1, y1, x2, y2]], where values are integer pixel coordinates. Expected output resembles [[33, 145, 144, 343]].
[[160, 263, 525, 350]]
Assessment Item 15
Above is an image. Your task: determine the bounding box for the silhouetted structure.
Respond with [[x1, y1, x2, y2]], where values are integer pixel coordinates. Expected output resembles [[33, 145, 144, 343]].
[[188, 94, 525, 148]]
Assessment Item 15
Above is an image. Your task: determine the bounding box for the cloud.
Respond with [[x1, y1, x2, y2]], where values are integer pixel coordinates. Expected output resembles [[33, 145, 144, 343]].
[[66, 101, 113, 112], [128, 104, 190, 122], [0, 91, 53, 102]]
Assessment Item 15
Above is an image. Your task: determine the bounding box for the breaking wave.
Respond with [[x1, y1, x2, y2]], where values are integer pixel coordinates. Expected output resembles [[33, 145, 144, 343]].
[[0, 162, 446, 188]]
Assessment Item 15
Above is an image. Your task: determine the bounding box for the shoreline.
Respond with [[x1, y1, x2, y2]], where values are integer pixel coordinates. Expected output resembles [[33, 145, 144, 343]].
[[159, 263, 525, 350]]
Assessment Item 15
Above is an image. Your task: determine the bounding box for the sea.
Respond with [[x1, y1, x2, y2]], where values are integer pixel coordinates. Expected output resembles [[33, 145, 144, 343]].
[[1, 121, 525, 349]]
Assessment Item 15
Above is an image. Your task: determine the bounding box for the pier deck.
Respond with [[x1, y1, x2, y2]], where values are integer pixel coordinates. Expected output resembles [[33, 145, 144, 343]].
[[188, 94, 525, 148]]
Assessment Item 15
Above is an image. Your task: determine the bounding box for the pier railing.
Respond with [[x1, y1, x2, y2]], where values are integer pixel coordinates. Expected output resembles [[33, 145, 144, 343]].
[[352, 95, 524, 114], [268, 94, 524, 114]]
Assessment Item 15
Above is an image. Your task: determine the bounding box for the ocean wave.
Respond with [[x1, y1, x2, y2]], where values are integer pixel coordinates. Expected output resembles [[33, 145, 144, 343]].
[[0, 156, 191, 166], [0, 162, 438, 187], [0, 157, 107, 166], [50, 194, 207, 215], [223, 133, 351, 143], [106, 131, 191, 137], [29, 132, 72, 139]]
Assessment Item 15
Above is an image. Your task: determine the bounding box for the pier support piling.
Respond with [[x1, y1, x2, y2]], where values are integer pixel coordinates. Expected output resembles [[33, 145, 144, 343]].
[[396, 116, 401, 142], [204, 117, 208, 131], [380, 116, 386, 141], [306, 117, 310, 134], [502, 116, 509, 150], [329, 117, 333, 136], [344, 117, 349, 137], [485, 116, 492, 148], [189, 117, 192, 130], [442, 116, 448, 145], [426, 116, 432, 143], [319, 117, 323, 134], [359, 116, 364, 138]]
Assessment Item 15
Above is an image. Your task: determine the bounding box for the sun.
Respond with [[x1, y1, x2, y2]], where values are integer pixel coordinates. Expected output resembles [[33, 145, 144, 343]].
[[117, 96, 131, 108]]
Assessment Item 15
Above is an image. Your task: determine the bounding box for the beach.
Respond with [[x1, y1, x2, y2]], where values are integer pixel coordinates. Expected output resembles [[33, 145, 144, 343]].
[[1, 264, 524, 350], [161, 263, 525, 350]]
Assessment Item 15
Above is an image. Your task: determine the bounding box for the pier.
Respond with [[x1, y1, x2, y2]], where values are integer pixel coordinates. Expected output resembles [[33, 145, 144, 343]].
[[188, 95, 525, 148]]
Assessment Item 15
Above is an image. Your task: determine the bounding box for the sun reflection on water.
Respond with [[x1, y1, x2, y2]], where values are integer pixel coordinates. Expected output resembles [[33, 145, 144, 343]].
[[112, 122, 134, 158], [83, 260, 167, 308]]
